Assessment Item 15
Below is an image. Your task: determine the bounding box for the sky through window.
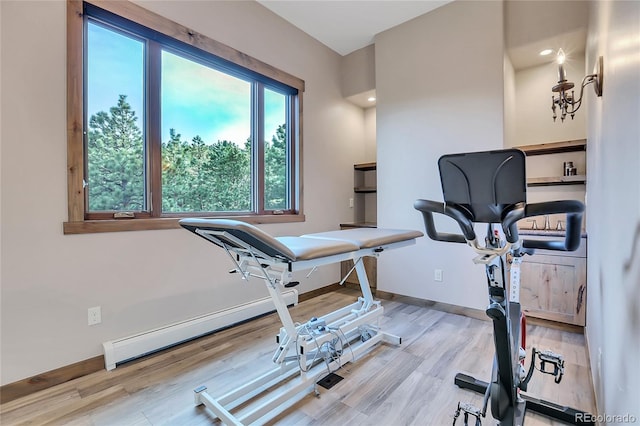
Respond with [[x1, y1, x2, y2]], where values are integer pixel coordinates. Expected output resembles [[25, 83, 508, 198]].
[[88, 22, 286, 146]]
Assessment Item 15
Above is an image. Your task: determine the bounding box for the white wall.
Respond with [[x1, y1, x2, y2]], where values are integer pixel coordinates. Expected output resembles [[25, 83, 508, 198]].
[[0, 0, 3, 381], [505, 0, 588, 51], [585, 0, 640, 418], [341, 44, 376, 99], [504, 54, 516, 148], [375, 1, 504, 310], [0, 0, 366, 385], [363, 107, 376, 163]]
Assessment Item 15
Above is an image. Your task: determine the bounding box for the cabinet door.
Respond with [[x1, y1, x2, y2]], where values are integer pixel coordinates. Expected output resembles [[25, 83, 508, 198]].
[[519, 254, 587, 326]]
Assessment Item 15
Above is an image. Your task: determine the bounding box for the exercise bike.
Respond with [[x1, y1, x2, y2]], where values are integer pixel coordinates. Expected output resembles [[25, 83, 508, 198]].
[[414, 149, 594, 426]]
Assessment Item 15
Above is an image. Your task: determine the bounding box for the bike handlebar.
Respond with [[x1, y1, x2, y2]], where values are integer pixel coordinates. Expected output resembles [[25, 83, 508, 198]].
[[413, 200, 470, 244], [414, 199, 584, 252], [522, 201, 584, 251]]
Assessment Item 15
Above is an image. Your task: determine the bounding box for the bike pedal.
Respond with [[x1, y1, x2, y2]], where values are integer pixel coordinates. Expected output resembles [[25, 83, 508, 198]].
[[453, 402, 482, 426], [535, 348, 565, 383]]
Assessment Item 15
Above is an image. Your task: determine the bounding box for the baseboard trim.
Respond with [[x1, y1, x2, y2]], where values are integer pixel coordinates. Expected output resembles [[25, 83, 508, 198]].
[[299, 283, 344, 302], [375, 290, 490, 322], [0, 355, 104, 404], [375, 290, 584, 334]]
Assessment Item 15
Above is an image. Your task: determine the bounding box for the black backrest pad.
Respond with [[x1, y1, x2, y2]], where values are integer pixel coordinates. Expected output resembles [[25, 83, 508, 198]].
[[179, 218, 297, 261], [438, 149, 526, 223]]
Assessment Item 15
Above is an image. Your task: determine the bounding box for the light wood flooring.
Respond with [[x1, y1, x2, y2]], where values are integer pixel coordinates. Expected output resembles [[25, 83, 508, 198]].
[[0, 288, 595, 425]]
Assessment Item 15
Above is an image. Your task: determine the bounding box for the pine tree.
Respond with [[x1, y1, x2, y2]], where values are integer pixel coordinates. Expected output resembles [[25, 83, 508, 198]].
[[162, 134, 252, 212], [162, 129, 189, 211], [264, 124, 287, 209], [87, 95, 144, 211], [208, 139, 251, 211]]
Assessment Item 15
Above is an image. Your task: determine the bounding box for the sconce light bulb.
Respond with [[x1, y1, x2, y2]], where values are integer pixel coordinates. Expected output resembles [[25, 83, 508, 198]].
[[557, 49, 566, 65], [556, 48, 567, 82]]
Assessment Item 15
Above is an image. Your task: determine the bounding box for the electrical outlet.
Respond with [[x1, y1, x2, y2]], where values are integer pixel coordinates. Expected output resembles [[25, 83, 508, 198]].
[[434, 269, 443, 282], [88, 306, 101, 326], [349, 198, 354, 208]]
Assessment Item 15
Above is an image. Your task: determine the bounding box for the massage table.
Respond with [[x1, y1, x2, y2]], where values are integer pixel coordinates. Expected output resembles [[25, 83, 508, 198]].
[[179, 218, 423, 425]]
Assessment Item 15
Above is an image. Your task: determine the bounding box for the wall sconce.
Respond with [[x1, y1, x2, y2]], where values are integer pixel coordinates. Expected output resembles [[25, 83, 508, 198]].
[[551, 49, 604, 122]]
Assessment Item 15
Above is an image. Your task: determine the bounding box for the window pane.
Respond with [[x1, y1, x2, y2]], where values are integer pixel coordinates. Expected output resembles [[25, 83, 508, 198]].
[[86, 22, 145, 212], [161, 50, 252, 213], [264, 89, 288, 210]]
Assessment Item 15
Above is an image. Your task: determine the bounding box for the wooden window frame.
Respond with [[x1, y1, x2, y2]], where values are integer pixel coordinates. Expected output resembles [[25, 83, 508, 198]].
[[64, 0, 305, 234]]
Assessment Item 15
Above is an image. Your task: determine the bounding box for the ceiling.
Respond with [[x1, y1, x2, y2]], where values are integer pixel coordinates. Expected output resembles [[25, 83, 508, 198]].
[[508, 29, 587, 70], [258, 1, 586, 67], [257, 1, 452, 56], [257, 0, 587, 107]]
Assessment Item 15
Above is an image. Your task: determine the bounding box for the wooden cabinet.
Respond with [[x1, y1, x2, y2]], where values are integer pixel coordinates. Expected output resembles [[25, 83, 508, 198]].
[[519, 237, 587, 326]]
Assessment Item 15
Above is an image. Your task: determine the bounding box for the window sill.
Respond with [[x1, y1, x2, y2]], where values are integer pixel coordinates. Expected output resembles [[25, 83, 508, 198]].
[[63, 214, 305, 235]]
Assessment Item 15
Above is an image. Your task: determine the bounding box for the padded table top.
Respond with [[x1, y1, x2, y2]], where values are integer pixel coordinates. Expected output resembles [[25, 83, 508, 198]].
[[304, 228, 424, 248], [276, 237, 359, 260], [179, 218, 423, 262]]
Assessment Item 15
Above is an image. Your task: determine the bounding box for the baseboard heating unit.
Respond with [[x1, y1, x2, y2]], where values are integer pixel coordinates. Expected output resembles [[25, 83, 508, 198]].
[[102, 290, 298, 370]]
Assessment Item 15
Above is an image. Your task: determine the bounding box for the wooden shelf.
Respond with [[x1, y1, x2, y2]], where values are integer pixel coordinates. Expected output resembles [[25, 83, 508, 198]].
[[354, 186, 376, 193], [354, 162, 377, 171], [339, 222, 377, 229], [353, 162, 376, 226], [516, 139, 586, 156], [527, 175, 586, 187]]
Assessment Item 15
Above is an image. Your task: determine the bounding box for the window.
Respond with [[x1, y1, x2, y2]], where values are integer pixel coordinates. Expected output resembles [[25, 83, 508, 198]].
[[86, 22, 146, 213], [65, 1, 304, 233], [159, 49, 253, 214]]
